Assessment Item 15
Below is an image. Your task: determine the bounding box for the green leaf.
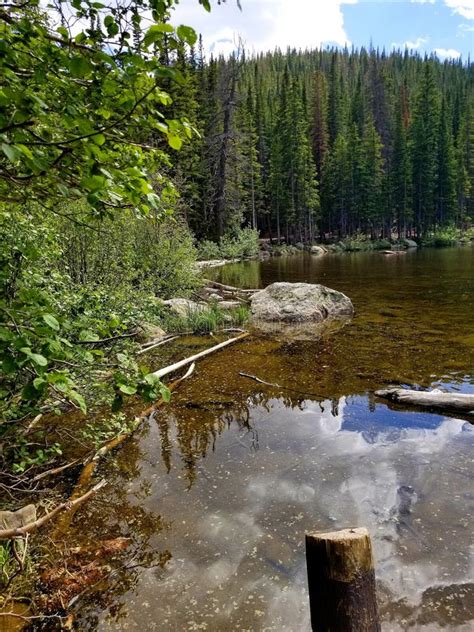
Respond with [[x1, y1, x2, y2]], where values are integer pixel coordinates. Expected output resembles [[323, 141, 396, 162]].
[[119, 384, 137, 395], [81, 175, 106, 191], [177, 25, 197, 46], [71, 392, 87, 414], [69, 56, 93, 79], [1, 143, 21, 162], [21, 348, 48, 367], [33, 377, 46, 390], [42, 314, 60, 330], [159, 384, 171, 402], [144, 23, 174, 47], [92, 133, 106, 146], [79, 330, 100, 342], [167, 135, 182, 150]]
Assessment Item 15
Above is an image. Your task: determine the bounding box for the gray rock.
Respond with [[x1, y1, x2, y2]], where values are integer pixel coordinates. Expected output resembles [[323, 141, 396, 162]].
[[250, 282, 354, 324], [295, 242, 305, 251], [0, 504, 36, 532], [402, 239, 418, 248], [162, 298, 206, 317], [310, 245, 327, 256], [218, 300, 242, 310], [137, 322, 167, 343], [207, 293, 224, 302]]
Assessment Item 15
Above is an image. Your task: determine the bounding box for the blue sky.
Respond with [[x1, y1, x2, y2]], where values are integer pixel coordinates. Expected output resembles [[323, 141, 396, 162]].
[[171, 0, 474, 60]]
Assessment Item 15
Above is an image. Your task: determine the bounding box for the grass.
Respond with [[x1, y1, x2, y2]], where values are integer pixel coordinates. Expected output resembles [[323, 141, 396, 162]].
[[158, 303, 250, 335]]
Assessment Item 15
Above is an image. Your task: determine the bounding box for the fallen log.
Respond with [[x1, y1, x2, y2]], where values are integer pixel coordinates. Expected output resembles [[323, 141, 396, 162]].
[[375, 388, 474, 415], [203, 279, 259, 294], [306, 527, 380, 632], [137, 335, 179, 355], [151, 333, 249, 380]]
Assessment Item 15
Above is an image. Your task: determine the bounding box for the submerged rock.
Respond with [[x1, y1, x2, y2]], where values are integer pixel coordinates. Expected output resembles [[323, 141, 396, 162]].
[[250, 282, 353, 339]]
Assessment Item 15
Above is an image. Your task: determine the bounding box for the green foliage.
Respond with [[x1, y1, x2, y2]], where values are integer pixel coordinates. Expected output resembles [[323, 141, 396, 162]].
[[81, 412, 135, 448], [336, 235, 392, 251], [421, 225, 461, 247], [0, 1, 197, 215], [10, 437, 62, 474], [196, 228, 259, 260], [0, 542, 15, 588]]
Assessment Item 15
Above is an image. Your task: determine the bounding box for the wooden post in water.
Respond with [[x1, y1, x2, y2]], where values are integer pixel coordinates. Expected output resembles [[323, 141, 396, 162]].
[[305, 527, 380, 632]]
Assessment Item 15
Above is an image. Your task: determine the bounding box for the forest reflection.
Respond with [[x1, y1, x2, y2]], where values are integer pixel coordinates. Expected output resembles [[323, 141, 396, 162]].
[[151, 387, 436, 487]]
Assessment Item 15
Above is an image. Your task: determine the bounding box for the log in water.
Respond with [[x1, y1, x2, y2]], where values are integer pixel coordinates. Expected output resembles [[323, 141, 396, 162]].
[[375, 389, 474, 415]]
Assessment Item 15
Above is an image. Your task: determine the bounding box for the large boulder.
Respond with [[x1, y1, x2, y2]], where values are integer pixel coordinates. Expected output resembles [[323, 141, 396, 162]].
[[250, 282, 353, 330]]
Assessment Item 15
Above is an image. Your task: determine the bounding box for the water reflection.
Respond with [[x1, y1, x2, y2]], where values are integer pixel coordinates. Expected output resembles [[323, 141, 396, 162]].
[[73, 248, 473, 631], [72, 388, 474, 631]]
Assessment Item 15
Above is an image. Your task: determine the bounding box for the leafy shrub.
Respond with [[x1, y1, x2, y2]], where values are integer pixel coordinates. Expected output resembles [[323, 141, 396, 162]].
[[196, 239, 222, 261], [421, 225, 460, 247], [196, 228, 259, 261]]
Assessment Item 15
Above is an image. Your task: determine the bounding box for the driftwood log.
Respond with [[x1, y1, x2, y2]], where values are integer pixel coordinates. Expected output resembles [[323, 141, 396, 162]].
[[375, 389, 474, 416], [306, 528, 380, 632], [203, 279, 258, 293], [151, 333, 249, 380]]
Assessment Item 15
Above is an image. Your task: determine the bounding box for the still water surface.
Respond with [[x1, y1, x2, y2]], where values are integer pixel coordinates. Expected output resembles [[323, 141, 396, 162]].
[[77, 248, 474, 631]]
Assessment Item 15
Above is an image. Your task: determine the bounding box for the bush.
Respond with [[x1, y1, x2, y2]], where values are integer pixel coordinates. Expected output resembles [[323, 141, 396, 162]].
[[196, 227, 259, 261], [0, 201, 200, 422], [421, 225, 460, 247], [196, 239, 222, 261]]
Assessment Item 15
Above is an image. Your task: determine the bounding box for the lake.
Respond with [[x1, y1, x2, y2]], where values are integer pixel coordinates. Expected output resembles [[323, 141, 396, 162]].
[[75, 247, 474, 631]]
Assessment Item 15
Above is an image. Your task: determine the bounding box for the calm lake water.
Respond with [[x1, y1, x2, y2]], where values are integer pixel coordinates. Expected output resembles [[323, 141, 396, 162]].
[[75, 247, 473, 631]]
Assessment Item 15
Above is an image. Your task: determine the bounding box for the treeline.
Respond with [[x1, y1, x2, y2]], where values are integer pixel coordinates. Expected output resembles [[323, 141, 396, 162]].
[[167, 45, 474, 242]]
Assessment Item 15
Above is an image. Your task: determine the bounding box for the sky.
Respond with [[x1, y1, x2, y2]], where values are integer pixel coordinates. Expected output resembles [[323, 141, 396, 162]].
[[170, 0, 474, 60]]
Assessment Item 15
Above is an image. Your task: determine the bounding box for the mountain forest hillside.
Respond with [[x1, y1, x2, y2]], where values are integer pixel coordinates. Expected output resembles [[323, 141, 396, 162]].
[[170, 44, 474, 242]]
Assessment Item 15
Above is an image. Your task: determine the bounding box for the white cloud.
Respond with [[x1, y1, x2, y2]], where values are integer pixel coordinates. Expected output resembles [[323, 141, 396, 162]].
[[392, 36, 429, 49], [410, 0, 435, 4], [444, 0, 474, 20], [435, 46, 462, 57], [171, 0, 358, 55]]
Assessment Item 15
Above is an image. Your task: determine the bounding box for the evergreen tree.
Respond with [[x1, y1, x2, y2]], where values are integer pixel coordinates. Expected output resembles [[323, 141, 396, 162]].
[[410, 62, 441, 235]]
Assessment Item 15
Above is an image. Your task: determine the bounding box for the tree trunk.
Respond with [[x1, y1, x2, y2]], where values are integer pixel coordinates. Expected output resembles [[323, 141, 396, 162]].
[[306, 528, 380, 632]]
